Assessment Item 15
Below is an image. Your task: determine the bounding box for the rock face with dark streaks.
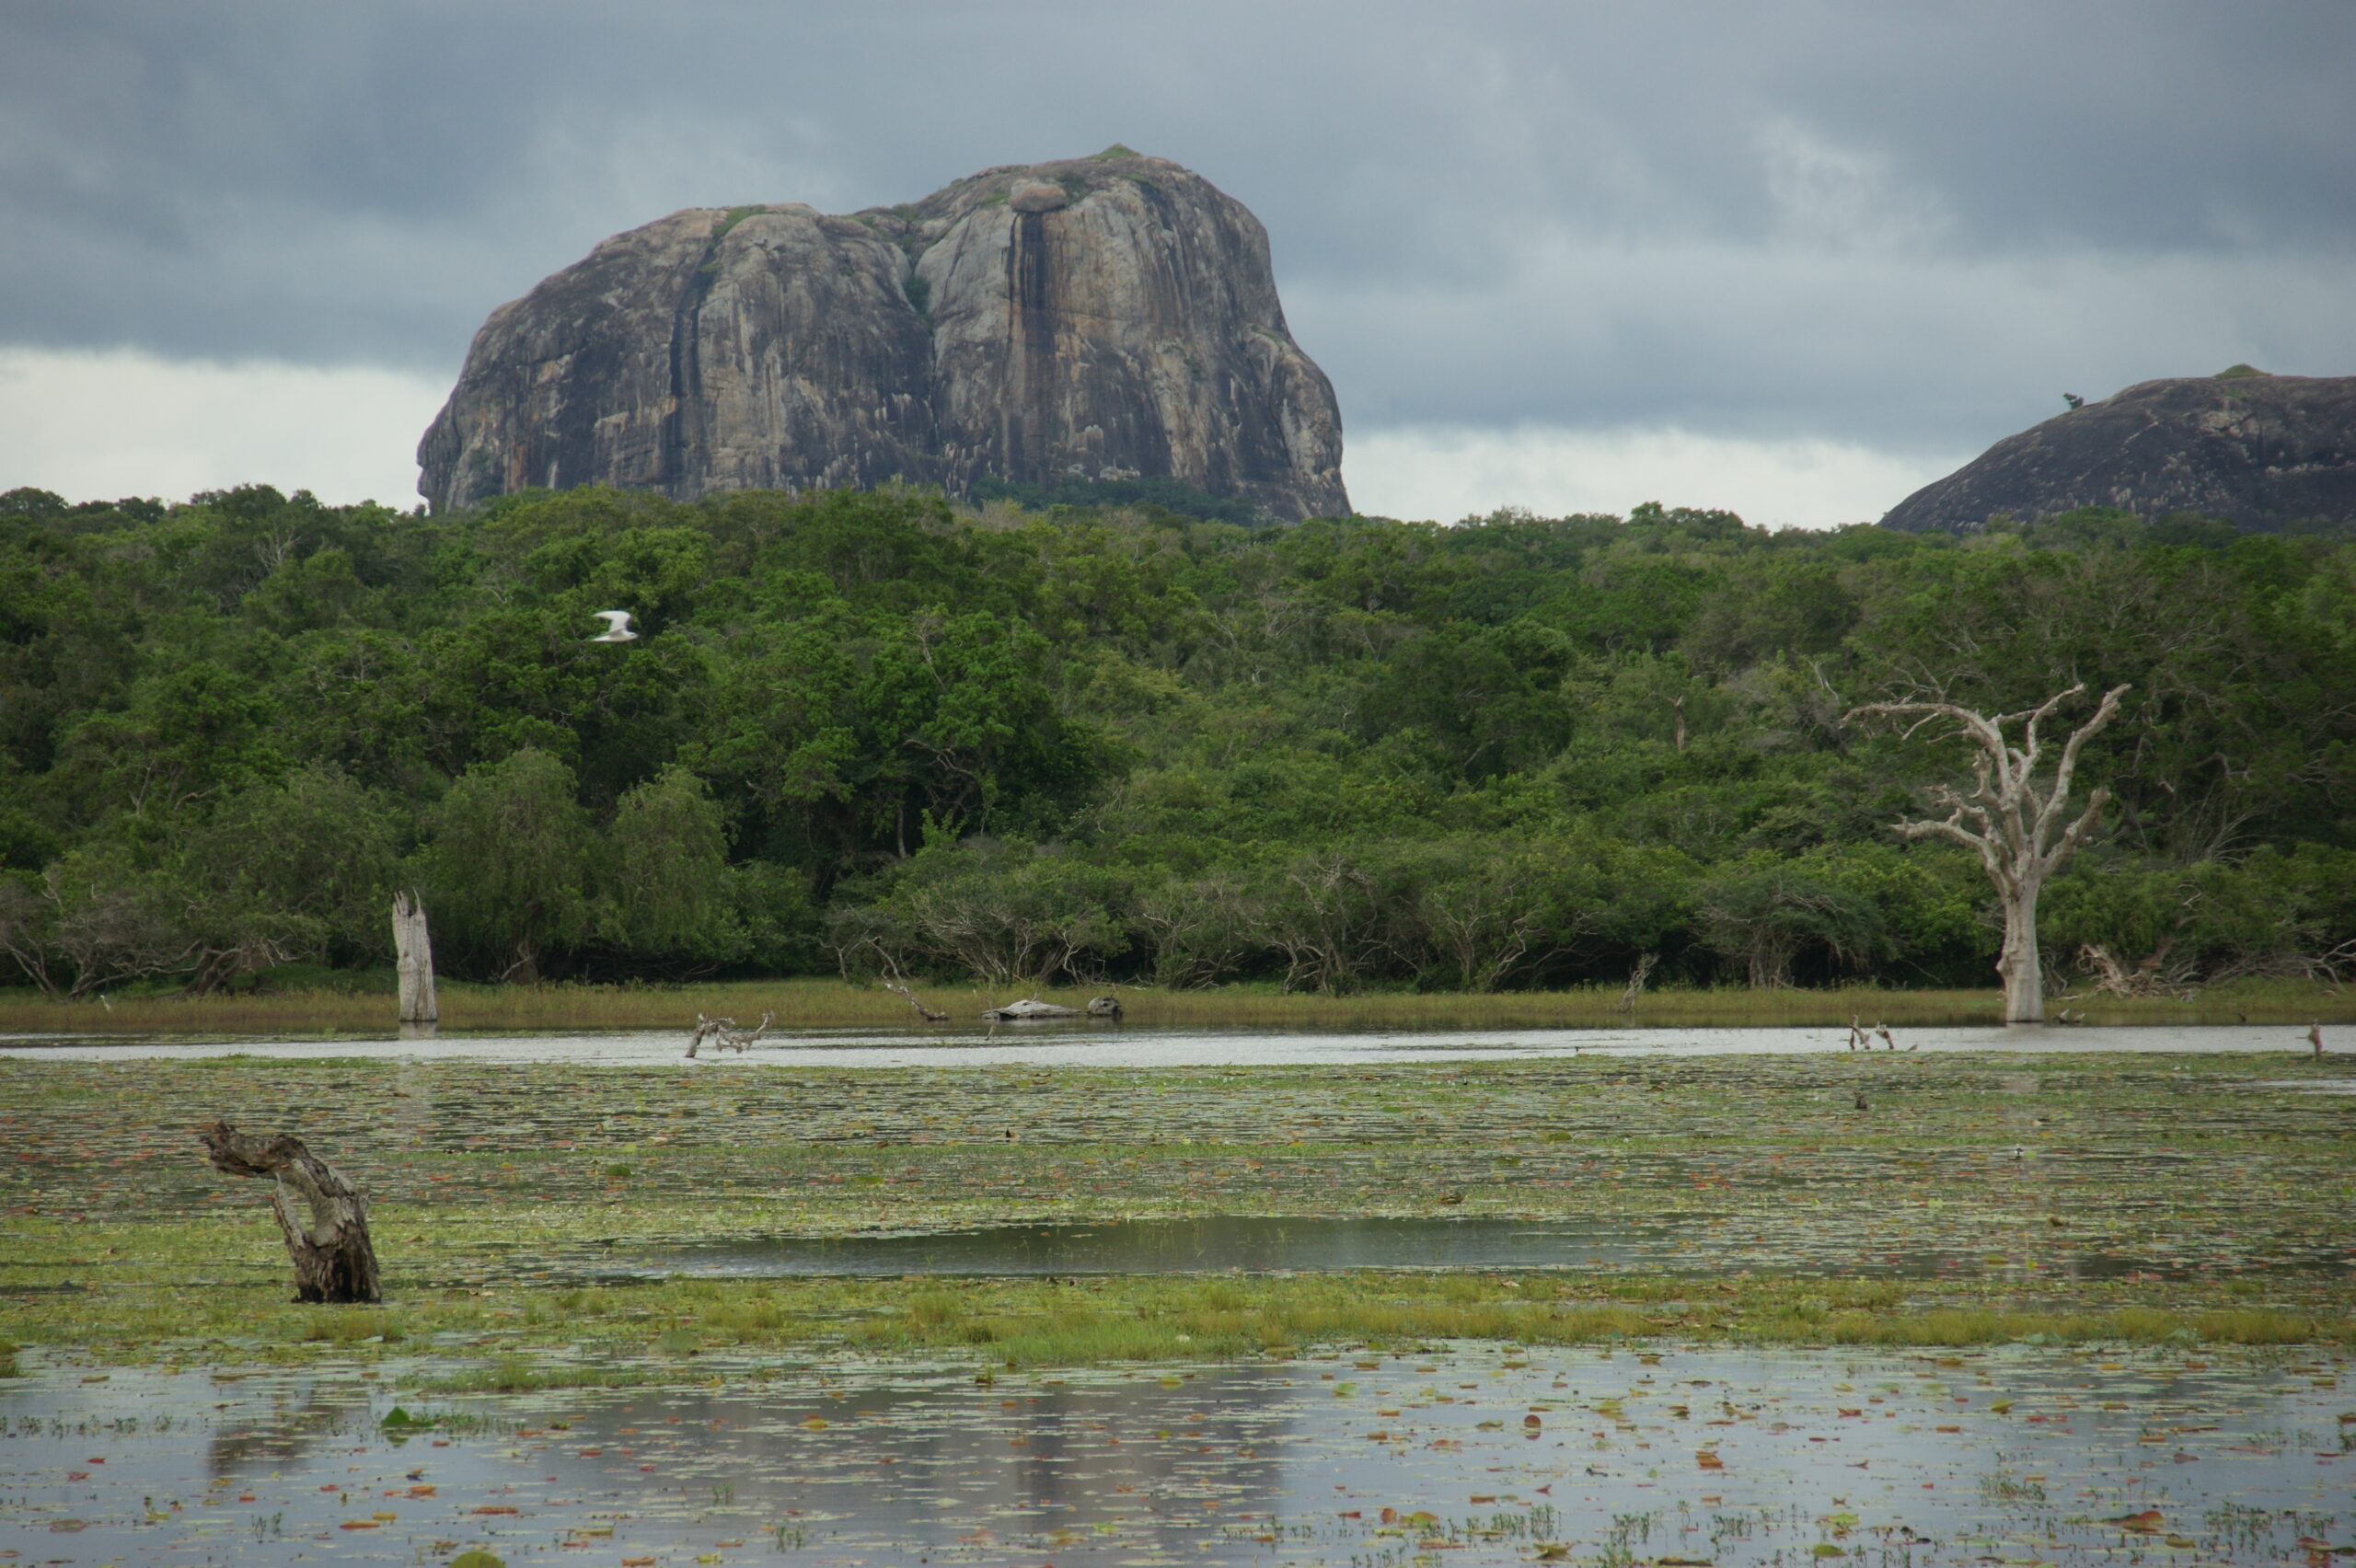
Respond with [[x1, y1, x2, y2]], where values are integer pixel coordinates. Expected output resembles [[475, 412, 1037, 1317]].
[[1881, 369, 2356, 534], [418, 151, 1348, 519]]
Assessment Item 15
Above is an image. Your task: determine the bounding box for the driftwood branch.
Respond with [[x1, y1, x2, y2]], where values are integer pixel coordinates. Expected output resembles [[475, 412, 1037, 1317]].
[[718, 1010, 774, 1053], [685, 1012, 732, 1057], [200, 1122, 380, 1304], [882, 980, 949, 1023], [685, 1009, 776, 1057]]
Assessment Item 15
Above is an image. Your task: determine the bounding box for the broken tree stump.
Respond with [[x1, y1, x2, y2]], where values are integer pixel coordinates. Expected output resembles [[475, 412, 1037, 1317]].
[[391, 892, 437, 1025], [200, 1122, 381, 1304]]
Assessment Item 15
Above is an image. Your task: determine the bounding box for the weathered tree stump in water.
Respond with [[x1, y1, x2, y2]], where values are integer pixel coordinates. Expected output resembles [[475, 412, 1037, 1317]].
[[391, 892, 437, 1025], [200, 1122, 381, 1304]]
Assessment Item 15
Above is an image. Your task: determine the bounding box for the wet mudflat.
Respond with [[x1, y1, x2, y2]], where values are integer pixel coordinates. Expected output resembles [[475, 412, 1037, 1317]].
[[5, 1343, 2349, 1567]]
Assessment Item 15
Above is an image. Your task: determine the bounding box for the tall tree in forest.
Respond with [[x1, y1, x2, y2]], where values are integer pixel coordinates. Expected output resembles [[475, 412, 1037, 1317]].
[[1846, 683, 2128, 1021], [424, 748, 596, 981]]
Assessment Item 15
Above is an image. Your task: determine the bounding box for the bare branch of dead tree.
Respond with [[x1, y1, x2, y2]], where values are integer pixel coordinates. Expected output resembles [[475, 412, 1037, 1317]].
[[1845, 682, 2130, 1021]]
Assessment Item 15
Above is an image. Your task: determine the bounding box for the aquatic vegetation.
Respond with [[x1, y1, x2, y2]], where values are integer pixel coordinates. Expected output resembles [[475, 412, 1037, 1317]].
[[0, 1049, 2348, 1377]]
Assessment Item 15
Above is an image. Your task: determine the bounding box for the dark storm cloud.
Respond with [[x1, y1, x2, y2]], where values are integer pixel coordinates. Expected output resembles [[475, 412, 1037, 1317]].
[[3, 0, 2351, 455]]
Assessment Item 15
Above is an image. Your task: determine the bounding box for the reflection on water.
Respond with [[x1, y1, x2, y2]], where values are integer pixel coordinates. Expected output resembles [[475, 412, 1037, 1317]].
[[2, 1020, 2344, 1066], [589, 1215, 2356, 1285], [202, 1374, 370, 1480], [613, 1216, 1699, 1278], [4, 1345, 2349, 1563]]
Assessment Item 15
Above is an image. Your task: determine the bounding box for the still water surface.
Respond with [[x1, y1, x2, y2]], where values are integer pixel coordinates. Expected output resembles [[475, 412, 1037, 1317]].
[[0, 1021, 2338, 1067], [5, 1345, 2347, 1564], [608, 1216, 1709, 1281], [585, 1216, 2356, 1286]]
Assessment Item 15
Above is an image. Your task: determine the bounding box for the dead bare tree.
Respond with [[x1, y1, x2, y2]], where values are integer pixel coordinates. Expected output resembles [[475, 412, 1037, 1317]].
[[1846, 682, 2129, 1023], [1620, 951, 1658, 1011], [200, 1122, 380, 1303]]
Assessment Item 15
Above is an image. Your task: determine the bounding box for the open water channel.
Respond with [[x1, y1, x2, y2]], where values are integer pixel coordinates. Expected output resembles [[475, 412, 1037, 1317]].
[[1, 1021, 2343, 1067]]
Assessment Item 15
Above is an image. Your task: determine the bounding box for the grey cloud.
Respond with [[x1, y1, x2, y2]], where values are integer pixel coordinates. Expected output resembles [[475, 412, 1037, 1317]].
[[1, 0, 2350, 462]]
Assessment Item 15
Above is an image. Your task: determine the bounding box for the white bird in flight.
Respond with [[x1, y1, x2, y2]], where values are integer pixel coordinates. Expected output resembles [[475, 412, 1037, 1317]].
[[590, 609, 639, 642]]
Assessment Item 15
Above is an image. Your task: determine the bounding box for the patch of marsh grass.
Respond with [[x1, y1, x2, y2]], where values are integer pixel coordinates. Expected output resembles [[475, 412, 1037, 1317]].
[[4, 1270, 2347, 1378], [416, 1355, 646, 1394], [1784, 1305, 2326, 1347], [296, 1309, 405, 1345]]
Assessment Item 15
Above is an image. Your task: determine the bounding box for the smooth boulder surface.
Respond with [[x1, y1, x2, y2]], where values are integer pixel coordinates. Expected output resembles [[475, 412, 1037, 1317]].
[[419, 152, 1348, 520], [1880, 371, 2356, 534]]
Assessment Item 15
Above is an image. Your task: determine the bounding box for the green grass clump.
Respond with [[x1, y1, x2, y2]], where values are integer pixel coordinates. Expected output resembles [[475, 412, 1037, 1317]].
[[419, 1355, 644, 1394], [1783, 1305, 2327, 1348], [296, 1308, 404, 1345], [0, 1340, 18, 1378]]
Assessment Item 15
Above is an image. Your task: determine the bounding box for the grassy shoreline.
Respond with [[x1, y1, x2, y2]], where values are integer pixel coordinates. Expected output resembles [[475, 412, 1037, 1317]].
[[4, 1271, 2345, 1387], [2, 974, 2350, 1036]]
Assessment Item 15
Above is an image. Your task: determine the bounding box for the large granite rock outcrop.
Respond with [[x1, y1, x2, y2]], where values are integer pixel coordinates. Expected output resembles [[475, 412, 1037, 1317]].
[[1881, 370, 2356, 534], [418, 151, 1348, 519]]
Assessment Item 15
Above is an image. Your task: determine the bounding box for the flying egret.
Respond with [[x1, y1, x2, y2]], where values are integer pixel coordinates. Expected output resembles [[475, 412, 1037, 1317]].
[[590, 609, 639, 642]]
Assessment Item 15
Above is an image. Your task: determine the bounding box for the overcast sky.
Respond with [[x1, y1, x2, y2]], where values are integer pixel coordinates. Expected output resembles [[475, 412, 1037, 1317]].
[[3, 2, 2351, 525]]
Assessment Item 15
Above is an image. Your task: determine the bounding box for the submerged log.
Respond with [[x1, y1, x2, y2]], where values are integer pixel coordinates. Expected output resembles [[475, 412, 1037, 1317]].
[[980, 997, 1083, 1021], [1086, 995, 1123, 1020], [391, 892, 437, 1024], [200, 1122, 380, 1304]]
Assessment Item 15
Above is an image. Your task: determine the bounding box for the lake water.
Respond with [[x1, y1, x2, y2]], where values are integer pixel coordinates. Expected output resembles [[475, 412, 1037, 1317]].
[[580, 1216, 2356, 1286], [5, 1344, 2347, 1565], [1, 1020, 2340, 1067]]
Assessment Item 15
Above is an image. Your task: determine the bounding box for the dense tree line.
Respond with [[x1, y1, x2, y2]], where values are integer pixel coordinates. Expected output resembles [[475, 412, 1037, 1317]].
[[0, 480, 2350, 997]]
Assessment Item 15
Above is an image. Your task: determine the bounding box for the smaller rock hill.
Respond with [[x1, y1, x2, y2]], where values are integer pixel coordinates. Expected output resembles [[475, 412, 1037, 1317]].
[[1880, 369, 2356, 534]]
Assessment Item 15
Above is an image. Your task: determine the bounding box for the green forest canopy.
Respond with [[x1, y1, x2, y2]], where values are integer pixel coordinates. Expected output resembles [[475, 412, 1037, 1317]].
[[0, 481, 2350, 996]]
